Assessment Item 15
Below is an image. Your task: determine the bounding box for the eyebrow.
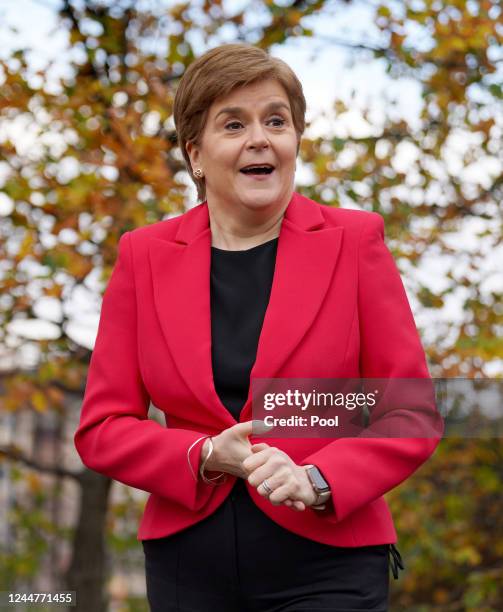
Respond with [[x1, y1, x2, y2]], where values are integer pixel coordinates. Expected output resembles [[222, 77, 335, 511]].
[[214, 101, 291, 121]]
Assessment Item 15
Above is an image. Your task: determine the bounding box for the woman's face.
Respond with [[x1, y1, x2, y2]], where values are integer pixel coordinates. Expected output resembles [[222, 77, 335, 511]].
[[186, 78, 298, 220]]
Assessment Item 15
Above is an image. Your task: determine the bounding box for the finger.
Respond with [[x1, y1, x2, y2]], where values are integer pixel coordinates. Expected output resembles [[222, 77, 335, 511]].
[[268, 482, 296, 506], [256, 480, 274, 499], [282, 499, 303, 511], [292, 501, 305, 511], [231, 420, 273, 444], [251, 420, 275, 435], [246, 462, 281, 488], [230, 420, 257, 439], [251, 443, 269, 452], [242, 447, 275, 473]]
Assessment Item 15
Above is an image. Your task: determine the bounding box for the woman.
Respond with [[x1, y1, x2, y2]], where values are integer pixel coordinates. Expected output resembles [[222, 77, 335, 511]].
[[74, 43, 443, 611]]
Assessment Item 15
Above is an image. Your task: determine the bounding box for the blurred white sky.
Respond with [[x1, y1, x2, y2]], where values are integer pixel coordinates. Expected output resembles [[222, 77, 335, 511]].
[[0, 0, 424, 131], [0, 0, 501, 375]]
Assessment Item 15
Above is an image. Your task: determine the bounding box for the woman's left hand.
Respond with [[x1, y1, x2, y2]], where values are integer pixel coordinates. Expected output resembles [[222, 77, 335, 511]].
[[242, 443, 317, 511]]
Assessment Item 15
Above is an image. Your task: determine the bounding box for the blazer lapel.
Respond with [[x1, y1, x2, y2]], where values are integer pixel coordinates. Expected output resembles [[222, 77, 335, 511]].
[[239, 196, 344, 421], [148, 193, 344, 425], [148, 206, 235, 427]]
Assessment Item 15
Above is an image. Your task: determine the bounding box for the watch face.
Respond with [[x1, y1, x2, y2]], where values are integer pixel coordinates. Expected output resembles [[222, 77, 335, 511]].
[[308, 467, 329, 491]]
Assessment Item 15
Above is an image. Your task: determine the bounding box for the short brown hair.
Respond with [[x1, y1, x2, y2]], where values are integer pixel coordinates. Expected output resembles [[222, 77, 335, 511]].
[[173, 43, 306, 202]]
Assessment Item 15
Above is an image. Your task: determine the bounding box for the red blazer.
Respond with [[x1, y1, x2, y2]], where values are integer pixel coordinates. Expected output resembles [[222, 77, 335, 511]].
[[74, 191, 443, 546]]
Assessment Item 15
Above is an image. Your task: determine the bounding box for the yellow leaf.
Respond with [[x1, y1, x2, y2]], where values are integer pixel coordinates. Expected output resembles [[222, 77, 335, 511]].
[[31, 391, 47, 413], [26, 473, 42, 493]]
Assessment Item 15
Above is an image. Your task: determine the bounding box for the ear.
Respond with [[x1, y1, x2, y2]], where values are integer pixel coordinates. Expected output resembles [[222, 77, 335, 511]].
[[185, 141, 200, 171]]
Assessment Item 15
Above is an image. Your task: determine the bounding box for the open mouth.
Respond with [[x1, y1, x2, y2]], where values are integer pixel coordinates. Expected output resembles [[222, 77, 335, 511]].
[[239, 164, 275, 176]]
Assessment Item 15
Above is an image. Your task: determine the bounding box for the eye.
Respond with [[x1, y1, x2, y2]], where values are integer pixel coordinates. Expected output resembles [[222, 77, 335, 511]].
[[224, 117, 286, 131]]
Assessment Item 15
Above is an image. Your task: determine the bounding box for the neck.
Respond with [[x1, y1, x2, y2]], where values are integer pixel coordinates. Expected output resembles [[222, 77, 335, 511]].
[[208, 202, 288, 250]]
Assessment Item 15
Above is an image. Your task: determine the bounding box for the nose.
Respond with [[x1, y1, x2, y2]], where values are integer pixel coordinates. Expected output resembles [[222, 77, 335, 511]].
[[247, 120, 269, 150]]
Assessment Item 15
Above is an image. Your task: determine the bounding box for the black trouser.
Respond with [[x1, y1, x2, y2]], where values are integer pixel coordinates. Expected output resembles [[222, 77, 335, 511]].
[[142, 478, 402, 612]]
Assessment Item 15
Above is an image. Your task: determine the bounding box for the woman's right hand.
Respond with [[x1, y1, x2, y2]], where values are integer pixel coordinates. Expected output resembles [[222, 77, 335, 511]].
[[201, 421, 306, 511], [202, 420, 265, 479]]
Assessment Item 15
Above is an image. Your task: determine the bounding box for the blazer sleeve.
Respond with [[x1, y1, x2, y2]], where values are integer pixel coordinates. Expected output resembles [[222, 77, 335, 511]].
[[74, 231, 215, 512], [300, 212, 444, 523]]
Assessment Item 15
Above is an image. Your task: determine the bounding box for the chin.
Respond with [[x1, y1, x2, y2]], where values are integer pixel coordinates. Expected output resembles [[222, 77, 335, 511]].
[[240, 197, 279, 211], [240, 188, 285, 206]]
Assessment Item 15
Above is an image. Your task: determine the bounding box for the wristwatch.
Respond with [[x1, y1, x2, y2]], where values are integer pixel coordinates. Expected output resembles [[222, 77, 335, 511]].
[[304, 464, 331, 510]]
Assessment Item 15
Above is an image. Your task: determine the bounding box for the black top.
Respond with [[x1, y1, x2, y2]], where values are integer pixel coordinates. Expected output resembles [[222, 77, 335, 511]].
[[210, 237, 278, 420]]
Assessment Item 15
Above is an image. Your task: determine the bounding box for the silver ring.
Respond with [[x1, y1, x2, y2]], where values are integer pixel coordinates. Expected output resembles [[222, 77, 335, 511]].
[[262, 479, 274, 495]]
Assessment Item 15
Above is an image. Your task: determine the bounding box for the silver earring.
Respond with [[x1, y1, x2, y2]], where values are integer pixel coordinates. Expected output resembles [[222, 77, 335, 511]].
[[194, 168, 204, 178]]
